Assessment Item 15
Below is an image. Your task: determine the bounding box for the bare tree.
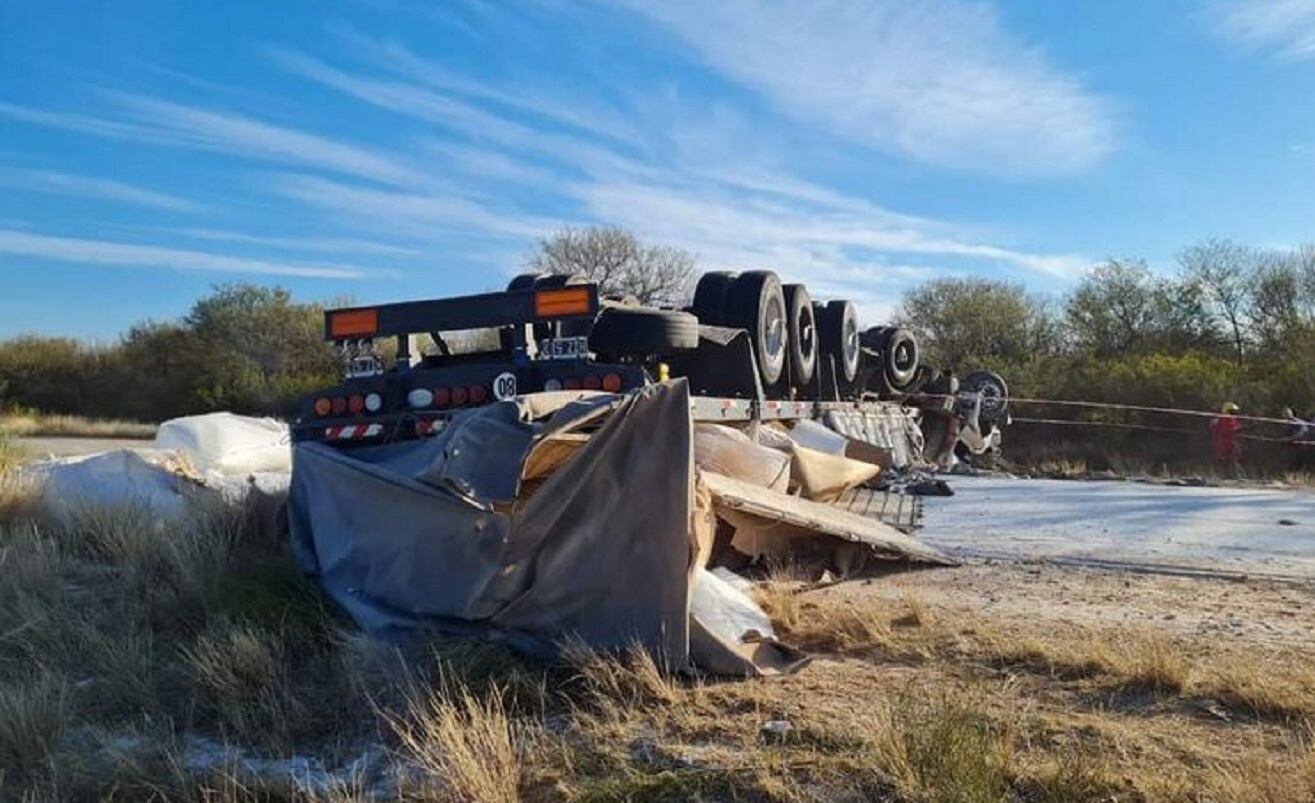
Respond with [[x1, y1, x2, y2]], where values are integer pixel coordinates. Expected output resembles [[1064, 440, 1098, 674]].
[[525, 225, 696, 306], [1178, 239, 1254, 360]]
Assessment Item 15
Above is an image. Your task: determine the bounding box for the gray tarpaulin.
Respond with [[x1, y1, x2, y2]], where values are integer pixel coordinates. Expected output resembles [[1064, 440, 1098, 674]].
[[290, 381, 695, 667]]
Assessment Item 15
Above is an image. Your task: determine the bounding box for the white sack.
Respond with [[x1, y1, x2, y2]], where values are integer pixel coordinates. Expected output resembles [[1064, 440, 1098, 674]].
[[690, 567, 776, 645], [31, 449, 203, 522], [155, 412, 291, 475], [787, 419, 849, 455]]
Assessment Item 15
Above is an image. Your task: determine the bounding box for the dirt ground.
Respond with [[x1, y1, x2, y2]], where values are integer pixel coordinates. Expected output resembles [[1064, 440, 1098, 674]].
[[835, 560, 1315, 650]]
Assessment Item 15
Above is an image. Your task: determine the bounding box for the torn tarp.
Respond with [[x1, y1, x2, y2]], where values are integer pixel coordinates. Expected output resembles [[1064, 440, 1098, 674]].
[[289, 382, 695, 667]]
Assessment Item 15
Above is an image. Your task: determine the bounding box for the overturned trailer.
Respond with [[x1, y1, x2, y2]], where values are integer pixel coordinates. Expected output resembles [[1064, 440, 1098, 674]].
[[289, 270, 998, 673]]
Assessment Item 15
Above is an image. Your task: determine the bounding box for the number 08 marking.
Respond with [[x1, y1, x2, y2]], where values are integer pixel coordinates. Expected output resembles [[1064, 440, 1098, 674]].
[[492, 372, 518, 401]]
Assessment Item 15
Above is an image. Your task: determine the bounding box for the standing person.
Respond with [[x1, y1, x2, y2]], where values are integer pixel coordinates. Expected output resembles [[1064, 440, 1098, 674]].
[[1282, 407, 1311, 472], [1283, 407, 1310, 442], [1209, 402, 1243, 476]]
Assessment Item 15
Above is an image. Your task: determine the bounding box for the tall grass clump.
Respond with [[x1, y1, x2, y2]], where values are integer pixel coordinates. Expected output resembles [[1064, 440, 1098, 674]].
[[388, 678, 523, 803], [869, 694, 1012, 803]]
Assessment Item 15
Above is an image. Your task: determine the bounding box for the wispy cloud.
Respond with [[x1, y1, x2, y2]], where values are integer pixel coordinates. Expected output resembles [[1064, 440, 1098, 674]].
[[173, 227, 419, 256], [0, 96, 417, 186], [0, 167, 205, 212], [1208, 0, 1315, 59], [113, 94, 417, 185], [265, 173, 558, 240], [0, 229, 377, 279], [613, 0, 1117, 176]]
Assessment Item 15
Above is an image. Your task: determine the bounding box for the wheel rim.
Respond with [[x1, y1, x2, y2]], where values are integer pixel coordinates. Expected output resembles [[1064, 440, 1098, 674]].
[[799, 308, 816, 361], [763, 295, 786, 372], [842, 318, 859, 368], [893, 341, 915, 372]]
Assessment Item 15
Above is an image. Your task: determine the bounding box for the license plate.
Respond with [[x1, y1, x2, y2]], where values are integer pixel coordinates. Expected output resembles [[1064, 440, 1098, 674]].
[[538, 337, 589, 360]]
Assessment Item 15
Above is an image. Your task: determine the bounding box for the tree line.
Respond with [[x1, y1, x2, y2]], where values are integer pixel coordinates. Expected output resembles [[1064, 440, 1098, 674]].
[[897, 239, 1315, 420]]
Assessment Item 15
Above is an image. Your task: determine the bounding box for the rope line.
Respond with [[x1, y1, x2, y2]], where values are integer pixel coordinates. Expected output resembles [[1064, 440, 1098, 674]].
[[1009, 416, 1315, 445]]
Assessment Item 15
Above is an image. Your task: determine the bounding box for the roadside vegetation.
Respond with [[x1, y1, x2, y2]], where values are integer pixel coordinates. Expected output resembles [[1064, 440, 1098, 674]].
[[900, 241, 1315, 476], [0, 410, 156, 439]]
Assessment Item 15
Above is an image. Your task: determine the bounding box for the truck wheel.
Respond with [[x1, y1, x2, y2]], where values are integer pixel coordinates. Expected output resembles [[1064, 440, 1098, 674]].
[[507, 272, 547, 291], [692, 271, 738, 325], [863, 326, 919, 389], [726, 271, 787, 386], [783, 284, 817, 386], [883, 328, 919, 388], [817, 300, 860, 387], [588, 306, 699, 356], [533, 272, 586, 289], [962, 369, 1009, 421]]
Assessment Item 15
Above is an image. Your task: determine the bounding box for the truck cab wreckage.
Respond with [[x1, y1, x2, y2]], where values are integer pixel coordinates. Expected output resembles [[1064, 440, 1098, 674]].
[[288, 270, 1009, 676]]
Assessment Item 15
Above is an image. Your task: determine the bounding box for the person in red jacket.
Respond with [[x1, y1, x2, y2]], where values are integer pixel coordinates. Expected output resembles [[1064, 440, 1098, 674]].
[[1209, 402, 1243, 476]]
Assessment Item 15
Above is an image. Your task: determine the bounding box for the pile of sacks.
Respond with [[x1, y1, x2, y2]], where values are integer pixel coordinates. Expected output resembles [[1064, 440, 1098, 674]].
[[25, 413, 291, 521]]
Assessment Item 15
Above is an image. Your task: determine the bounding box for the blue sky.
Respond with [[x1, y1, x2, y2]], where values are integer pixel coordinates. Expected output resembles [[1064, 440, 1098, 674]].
[[2, 0, 1314, 338]]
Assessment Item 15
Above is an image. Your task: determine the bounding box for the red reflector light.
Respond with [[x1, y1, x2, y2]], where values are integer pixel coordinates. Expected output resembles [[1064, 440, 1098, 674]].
[[469, 384, 488, 404], [583, 374, 602, 390], [328, 308, 379, 338], [331, 396, 347, 415], [534, 287, 592, 318], [564, 377, 582, 390], [451, 386, 469, 406], [313, 398, 332, 416], [433, 387, 451, 407], [602, 373, 622, 392], [348, 394, 364, 414]]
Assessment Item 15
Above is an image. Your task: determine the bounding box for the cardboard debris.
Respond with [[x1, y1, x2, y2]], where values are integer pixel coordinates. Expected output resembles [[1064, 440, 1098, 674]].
[[701, 470, 956, 567], [789, 444, 880, 503], [694, 423, 792, 492]]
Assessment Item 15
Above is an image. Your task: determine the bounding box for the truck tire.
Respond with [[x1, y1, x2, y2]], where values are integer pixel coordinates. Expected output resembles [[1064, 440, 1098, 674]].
[[863, 326, 919, 389], [817, 300, 860, 387], [726, 271, 787, 386], [533, 272, 586, 289], [588, 306, 699, 356], [507, 272, 546, 291], [962, 369, 1009, 421], [783, 284, 817, 386], [883, 328, 919, 388], [692, 271, 738, 325]]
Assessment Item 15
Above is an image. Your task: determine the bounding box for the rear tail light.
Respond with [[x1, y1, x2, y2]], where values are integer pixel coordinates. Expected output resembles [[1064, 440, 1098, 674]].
[[364, 393, 383, 412], [451, 386, 469, 406], [469, 384, 488, 404], [348, 394, 365, 414], [331, 396, 347, 415], [433, 387, 451, 407], [313, 397, 332, 416], [602, 373, 622, 392], [583, 375, 602, 390]]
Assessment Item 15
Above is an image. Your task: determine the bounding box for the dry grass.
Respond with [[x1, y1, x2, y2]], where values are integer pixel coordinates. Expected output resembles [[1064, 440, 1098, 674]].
[[974, 625, 1193, 693], [0, 436, 26, 477], [182, 623, 308, 749], [1204, 660, 1315, 720], [0, 411, 156, 439], [0, 674, 69, 774], [388, 679, 522, 803], [3, 475, 1315, 802]]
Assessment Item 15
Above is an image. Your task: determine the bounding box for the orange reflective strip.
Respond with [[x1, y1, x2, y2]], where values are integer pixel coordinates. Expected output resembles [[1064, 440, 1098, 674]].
[[534, 287, 591, 317], [328, 308, 378, 337]]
